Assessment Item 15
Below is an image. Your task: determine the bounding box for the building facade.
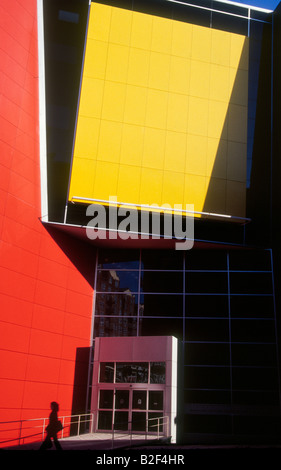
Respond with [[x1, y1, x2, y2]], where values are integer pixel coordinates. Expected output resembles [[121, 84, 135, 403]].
[[1, 0, 281, 446]]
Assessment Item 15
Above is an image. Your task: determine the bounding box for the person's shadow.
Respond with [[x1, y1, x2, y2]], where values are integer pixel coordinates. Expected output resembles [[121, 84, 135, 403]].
[[39, 402, 63, 450]]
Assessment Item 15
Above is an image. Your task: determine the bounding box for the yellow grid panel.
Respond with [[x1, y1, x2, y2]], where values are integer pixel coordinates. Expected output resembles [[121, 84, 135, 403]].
[[69, 2, 249, 217]]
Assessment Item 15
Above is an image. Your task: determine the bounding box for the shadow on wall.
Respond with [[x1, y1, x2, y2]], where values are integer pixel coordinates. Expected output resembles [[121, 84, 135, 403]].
[[202, 42, 249, 219], [42, 223, 96, 289]]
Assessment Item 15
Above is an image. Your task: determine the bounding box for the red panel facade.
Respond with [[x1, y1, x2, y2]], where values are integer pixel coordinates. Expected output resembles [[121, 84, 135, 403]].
[[0, 0, 94, 446]]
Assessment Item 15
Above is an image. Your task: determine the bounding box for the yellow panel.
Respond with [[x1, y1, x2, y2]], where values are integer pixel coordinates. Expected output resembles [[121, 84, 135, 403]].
[[191, 26, 212, 62], [139, 167, 163, 205], [131, 10, 153, 50], [127, 48, 150, 87], [93, 161, 119, 199], [120, 124, 144, 166], [106, 43, 130, 83], [97, 121, 123, 163], [167, 93, 189, 133], [188, 97, 209, 137], [211, 29, 231, 66], [209, 64, 230, 102], [69, 3, 249, 219], [142, 128, 166, 170], [148, 52, 170, 91], [189, 60, 210, 99], [73, 116, 100, 158], [88, 3, 112, 42], [186, 134, 208, 176], [164, 131, 186, 173], [124, 85, 147, 126], [79, 77, 104, 118], [151, 16, 173, 54], [171, 20, 192, 58], [109, 7, 132, 45], [162, 171, 185, 203], [145, 89, 168, 129], [84, 40, 108, 80], [117, 165, 141, 203], [101, 81, 126, 122], [169, 56, 190, 94]]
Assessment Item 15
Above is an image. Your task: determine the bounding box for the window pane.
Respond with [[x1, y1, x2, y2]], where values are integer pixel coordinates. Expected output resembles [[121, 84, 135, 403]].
[[132, 412, 146, 432], [186, 272, 228, 293], [141, 294, 183, 317], [139, 317, 183, 340], [116, 363, 148, 383], [98, 249, 140, 269], [141, 250, 183, 270], [230, 295, 274, 318], [150, 362, 166, 384], [115, 390, 129, 409], [133, 391, 147, 410], [186, 294, 228, 317], [184, 366, 231, 389], [98, 411, 112, 430], [184, 343, 230, 366], [99, 362, 114, 383], [93, 316, 138, 337], [114, 411, 128, 431], [185, 250, 227, 270], [95, 293, 138, 316], [142, 271, 183, 293], [229, 273, 272, 294], [185, 319, 229, 342], [97, 270, 139, 293], [149, 391, 163, 410], [99, 390, 113, 409]]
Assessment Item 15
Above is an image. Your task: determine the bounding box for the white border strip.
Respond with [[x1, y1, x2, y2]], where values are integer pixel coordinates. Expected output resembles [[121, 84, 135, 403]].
[[213, 0, 273, 14], [37, 0, 48, 222]]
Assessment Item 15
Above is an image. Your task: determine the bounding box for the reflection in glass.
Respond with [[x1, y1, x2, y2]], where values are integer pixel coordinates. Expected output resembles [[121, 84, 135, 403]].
[[95, 293, 138, 316], [94, 316, 138, 338], [97, 270, 139, 293], [116, 363, 148, 383], [99, 390, 113, 409], [99, 362, 114, 383], [150, 362, 166, 384]]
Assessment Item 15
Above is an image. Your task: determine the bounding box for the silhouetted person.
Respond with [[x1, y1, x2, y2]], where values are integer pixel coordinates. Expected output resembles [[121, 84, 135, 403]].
[[40, 402, 63, 450]]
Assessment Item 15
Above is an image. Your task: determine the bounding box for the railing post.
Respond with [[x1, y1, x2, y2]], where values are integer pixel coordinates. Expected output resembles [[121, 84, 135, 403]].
[[42, 418, 46, 441], [77, 415, 81, 436], [18, 420, 22, 446], [61, 416, 65, 438]]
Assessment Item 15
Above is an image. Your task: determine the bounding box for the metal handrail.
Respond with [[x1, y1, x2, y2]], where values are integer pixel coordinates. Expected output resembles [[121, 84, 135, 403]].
[[0, 413, 94, 447], [111, 415, 170, 449]]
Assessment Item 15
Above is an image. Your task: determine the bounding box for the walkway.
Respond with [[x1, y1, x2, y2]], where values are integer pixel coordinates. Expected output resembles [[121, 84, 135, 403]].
[[4, 432, 167, 451]]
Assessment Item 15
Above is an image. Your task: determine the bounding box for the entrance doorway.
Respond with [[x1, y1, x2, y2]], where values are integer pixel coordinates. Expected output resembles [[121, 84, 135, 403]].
[[97, 388, 164, 434]]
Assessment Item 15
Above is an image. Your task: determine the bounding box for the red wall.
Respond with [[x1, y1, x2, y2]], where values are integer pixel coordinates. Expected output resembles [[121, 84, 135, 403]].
[[0, 0, 94, 446]]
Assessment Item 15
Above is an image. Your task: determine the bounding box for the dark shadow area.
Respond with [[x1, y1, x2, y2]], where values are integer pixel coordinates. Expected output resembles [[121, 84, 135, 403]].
[[71, 347, 91, 432], [202, 21, 272, 247], [42, 223, 96, 289], [43, 0, 89, 222]]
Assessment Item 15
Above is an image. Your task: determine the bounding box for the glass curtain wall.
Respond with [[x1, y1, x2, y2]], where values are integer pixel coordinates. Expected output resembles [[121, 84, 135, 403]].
[[93, 248, 280, 440]]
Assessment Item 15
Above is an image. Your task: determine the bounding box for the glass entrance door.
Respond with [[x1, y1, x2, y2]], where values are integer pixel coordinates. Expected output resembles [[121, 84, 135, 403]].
[[98, 388, 164, 433]]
